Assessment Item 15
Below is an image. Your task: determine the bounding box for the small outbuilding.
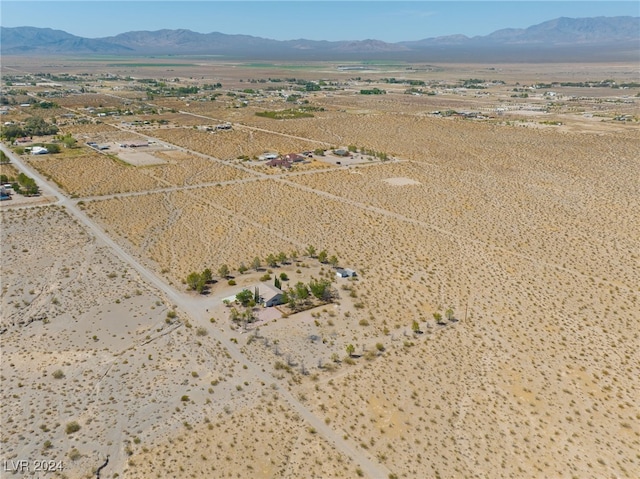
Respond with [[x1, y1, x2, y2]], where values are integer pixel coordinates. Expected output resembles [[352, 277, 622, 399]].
[[259, 152, 279, 161], [336, 268, 357, 278]]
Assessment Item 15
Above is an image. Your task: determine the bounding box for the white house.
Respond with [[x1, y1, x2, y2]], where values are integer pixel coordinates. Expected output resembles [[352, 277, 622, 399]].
[[259, 282, 284, 307], [258, 152, 279, 161], [31, 146, 49, 155]]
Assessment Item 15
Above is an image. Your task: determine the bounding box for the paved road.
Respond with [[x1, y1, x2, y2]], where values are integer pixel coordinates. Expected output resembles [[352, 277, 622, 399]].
[[1, 142, 390, 478]]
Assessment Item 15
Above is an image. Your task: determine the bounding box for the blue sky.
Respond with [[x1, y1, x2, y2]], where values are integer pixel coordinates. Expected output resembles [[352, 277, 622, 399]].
[[1, 1, 638, 42]]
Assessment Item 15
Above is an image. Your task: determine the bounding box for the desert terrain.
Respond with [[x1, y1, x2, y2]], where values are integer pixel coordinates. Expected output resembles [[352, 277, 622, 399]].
[[1, 57, 639, 478]]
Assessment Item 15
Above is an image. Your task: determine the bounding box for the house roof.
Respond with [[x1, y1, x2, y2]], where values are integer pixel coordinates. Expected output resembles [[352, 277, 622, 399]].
[[266, 158, 292, 168], [283, 153, 305, 162], [259, 282, 283, 301]]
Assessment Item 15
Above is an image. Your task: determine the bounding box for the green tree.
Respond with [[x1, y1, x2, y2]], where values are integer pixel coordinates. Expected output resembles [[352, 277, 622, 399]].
[[265, 253, 278, 268], [236, 289, 253, 307], [1, 124, 25, 142], [202, 268, 213, 283], [346, 344, 355, 357], [281, 290, 292, 308], [305, 245, 316, 258], [445, 307, 455, 322], [62, 135, 77, 148], [274, 277, 281, 289], [294, 282, 309, 301], [317, 250, 328, 263], [195, 276, 207, 294], [238, 262, 248, 274], [218, 264, 230, 279], [433, 312, 444, 324], [309, 278, 332, 301], [289, 250, 299, 262], [412, 319, 421, 333], [277, 251, 288, 264], [186, 271, 202, 291], [328, 255, 339, 268], [251, 256, 262, 271], [16, 173, 38, 195], [43, 143, 61, 154], [23, 116, 58, 136]]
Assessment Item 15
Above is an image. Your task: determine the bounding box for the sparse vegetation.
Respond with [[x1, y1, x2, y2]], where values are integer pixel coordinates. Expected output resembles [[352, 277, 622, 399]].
[[2, 59, 637, 479]]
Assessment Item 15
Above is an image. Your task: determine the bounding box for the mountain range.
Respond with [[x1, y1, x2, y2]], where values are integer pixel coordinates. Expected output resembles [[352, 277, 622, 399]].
[[1, 16, 638, 61]]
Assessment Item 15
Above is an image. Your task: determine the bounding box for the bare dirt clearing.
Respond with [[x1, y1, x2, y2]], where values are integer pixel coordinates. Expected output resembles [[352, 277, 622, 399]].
[[382, 177, 421, 186]]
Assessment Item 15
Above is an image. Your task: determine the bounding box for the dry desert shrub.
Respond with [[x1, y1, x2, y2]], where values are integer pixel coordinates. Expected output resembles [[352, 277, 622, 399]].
[[27, 146, 252, 196], [68, 129, 142, 143], [86, 190, 299, 283], [290, 158, 639, 287], [146, 150, 252, 185], [63, 122, 122, 136], [0, 162, 20, 180], [125, 400, 353, 479], [152, 127, 320, 160], [27, 151, 161, 196]]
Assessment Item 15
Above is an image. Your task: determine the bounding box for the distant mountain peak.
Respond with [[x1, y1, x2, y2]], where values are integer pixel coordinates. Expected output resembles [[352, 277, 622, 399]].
[[1, 16, 638, 61]]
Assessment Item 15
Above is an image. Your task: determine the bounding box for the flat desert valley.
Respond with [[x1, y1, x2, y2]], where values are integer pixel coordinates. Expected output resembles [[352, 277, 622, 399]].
[[1, 58, 639, 478]]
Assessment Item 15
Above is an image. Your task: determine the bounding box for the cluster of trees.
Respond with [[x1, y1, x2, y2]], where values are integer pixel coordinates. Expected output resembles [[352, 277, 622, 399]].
[[359, 88, 386, 95], [304, 245, 338, 266], [382, 78, 426, 86], [432, 307, 456, 325], [228, 287, 259, 328], [55, 133, 77, 148], [34, 72, 82, 82], [409, 307, 457, 334], [404, 88, 436, 96], [186, 246, 338, 296], [146, 85, 199, 99], [12, 173, 38, 196], [283, 278, 334, 312], [31, 100, 59, 109], [345, 145, 389, 161], [185, 268, 214, 294], [1, 117, 59, 143]]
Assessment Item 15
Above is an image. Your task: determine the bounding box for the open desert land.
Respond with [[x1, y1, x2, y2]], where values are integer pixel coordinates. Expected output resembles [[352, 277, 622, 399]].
[[1, 59, 639, 478], [1, 206, 249, 477]]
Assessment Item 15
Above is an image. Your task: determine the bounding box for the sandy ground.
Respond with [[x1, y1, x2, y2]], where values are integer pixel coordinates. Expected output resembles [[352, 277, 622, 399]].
[[1, 60, 639, 478]]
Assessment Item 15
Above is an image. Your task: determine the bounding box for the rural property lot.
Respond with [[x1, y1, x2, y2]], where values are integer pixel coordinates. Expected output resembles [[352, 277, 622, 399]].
[[2, 58, 639, 478]]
